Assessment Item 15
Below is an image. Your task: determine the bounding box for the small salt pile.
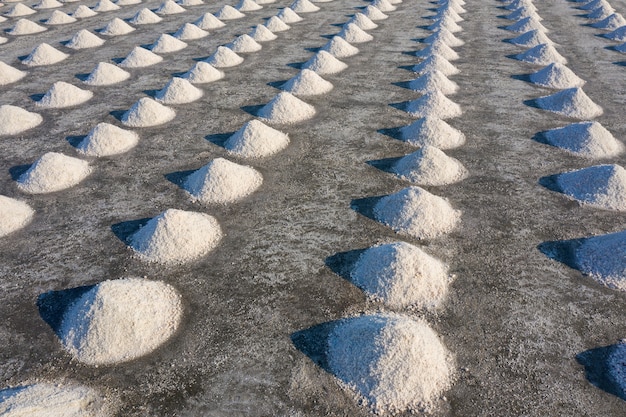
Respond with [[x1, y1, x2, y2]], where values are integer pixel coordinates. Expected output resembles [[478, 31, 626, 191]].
[[34, 0, 63, 8], [277, 7, 302, 23], [58, 278, 183, 364], [129, 8, 163, 24], [505, 0, 536, 12], [236, 0, 262, 11], [0, 38, 7, 46], [72, 5, 98, 18], [515, 43, 567, 65], [591, 13, 626, 31], [181, 62, 224, 83], [155, 77, 203, 104], [615, 42, 626, 53], [405, 90, 463, 119], [0, 196, 34, 237], [119, 46, 163, 68], [128, 209, 222, 263], [0, 62, 27, 86], [0, 105, 42, 135], [538, 121, 624, 158], [302, 50, 348, 74], [578, 0, 610, 11], [4, 3, 36, 16], [183, 158, 263, 204], [371, 0, 396, 12], [22, 43, 68, 67], [362, 5, 388, 20], [194, 12, 225, 29], [351, 242, 450, 309], [150, 34, 188, 53], [528, 63, 585, 89], [572, 230, 626, 290], [347, 12, 378, 30], [116, 0, 142, 4], [399, 116, 466, 149], [45, 10, 77, 24], [8, 19, 47, 35], [256, 0, 275, 4], [173, 23, 208, 40], [392, 145, 467, 186], [533, 87, 603, 120], [338, 22, 374, 43], [214, 5, 245, 20], [66, 29, 105, 49], [265, 16, 291, 32], [224, 119, 289, 158], [92, 0, 120, 11], [604, 25, 626, 41], [412, 54, 459, 76], [0, 383, 108, 416], [121, 97, 176, 127], [327, 314, 453, 414], [205, 46, 244, 68], [17, 152, 91, 194], [503, 16, 548, 33], [100, 18, 135, 35], [258, 92, 316, 124], [178, 0, 203, 5], [249, 24, 277, 41], [508, 29, 553, 48], [408, 70, 459, 95], [155, 0, 186, 14], [227, 34, 262, 53], [290, 0, 319, 12], [281, 69, 333, 96], [37, 81, 93, 108], [84, 62, 131, 85], [76, 122, 139, 157], [427, 15, 462, 33], [415, 40, 460, 61], [321, 36, 359, 58], [585, 5, 615, 21], [505, 6, 541, 21], [423, 27, 465, 47]]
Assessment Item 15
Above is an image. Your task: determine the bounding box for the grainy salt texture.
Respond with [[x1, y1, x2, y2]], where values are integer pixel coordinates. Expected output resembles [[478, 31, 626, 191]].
[[34, 0, 63, 8], [181, 62, 224, 83], [399, 116, 466, 149], [608, 341, 626, 393], [405, 90, 463, 119], [423, 27, 465, 47], [121, 97, 176, 127], [392, 145, 468, 186], [0, 196, 34, 237], [351, 242, 450, 309], [194, 12, 225, 29], [224, 119, 290, 158], [150, 33, 188, 53], [533, 87, 603, 120], [508, 29, 553, 48], [4, 3, 36, 16], [528, 62, 585, 89], [585, 5, 614, 20], [0, 105, 43, 135], [412, 54, 460, 76], [579, 0, 610, 11], [84, 62, 130, 85], [373, 186, 461, 239], [256, 0, 275, 4], [119, 46, 163, 68], [8, 19, 47, 35], [302, 50, 348, 74], [17, 152, 91, 194], [515, 43, 567, 65], [45, 10, 77, 24], [604, 25, 626, 41], [505, 6, 541, 21], [277, 7, 302, 23], [505, 0, 536, 12], [155, 0, 185, 14], [503, 16, 548, 33], [37, 81, 93, 108], [100, 18, 135, 35], [205, 46, 244, 68], [371, 0, 396, 12], [236, 0, 262, 11], [347, 13, 378, 30], [591, 13, 626, 30], [173, 23, 208, 40], [257, 92, 316, 124], [178, 0, 203, 5], [116, 0, 142, 5], [249, 24, 277, 41], [265, 16, 290, 32], [321, 36, 359, 58], [436, 4, 464, 21], [281, 69, 333, 96], [427, 15, 462, 33], [184, 158, 263, 204], [539, 121, 624, 158], [408, 70, 459, 95], [76, 122, 139, 157], [92, 0, 119, 12], [129, 8, 162, 24], [327, 314, 453, 414], [129, 209, 222, 263], [72, 5, 98, 18], [214, 5, 245, 20], [362, 5, 388, 20], [58, 278, 183, 365], [290, 0, 319, 12], [66, 29, 105, 49], [227, 34, 262, 53], [575, 230, 626, 290], [338, 22, 374, 43], [0, 62, 27, 86], [155, 77, 203, 104], [414, 40, 460, 61], [0, 383, 109, 416]]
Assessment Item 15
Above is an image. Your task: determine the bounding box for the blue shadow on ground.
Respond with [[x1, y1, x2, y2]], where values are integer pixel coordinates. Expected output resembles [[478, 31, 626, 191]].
[[37, 285, 94, 337], [577, 344, 626, 401]]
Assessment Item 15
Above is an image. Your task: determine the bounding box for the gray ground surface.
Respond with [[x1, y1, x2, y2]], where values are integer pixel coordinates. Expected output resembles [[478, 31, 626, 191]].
[[1, 0, 625, 415]]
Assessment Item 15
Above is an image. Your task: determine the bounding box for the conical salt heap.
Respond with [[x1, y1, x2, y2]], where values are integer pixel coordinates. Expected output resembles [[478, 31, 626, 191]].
[[405, 90, 462, 119], [8, 19, 47, 35], [578, 0, 610, 11], [66, 29, 105, 49], [371, 0, 396, 12], [505, 6, 541, 21], [155, 0, 186, 14], [194, 12, 225, 29], [35, 0, 62, 5], [119, 46, 163, 68], [0, 196, 34, 237], [72, 5, 98, 18], [350, 242, 450, 309], [423, 27, 465, 47], [257, 92, 316, 124], [236, 0, 262, 11], [302, 50, 348, 74], [533, 87, 603, 120], [84, 62, 131, 85], [265, 16, 291, 32], [205, 46, 244, 68], [256, 0, 275, 4], [505, 0, 536, 11], [181, 62, 224, 83], [528, 63, 585, 89], [155, 77, 203, 104], [321, 36, 359, 58], [37, 82, 93, 108], [4, 3, 36, 17], [392, 145, 467, 186], [17, 152, 91, 194], [414, 40, 460, 61], [183, 158, 263, 204], [412, 54, 459, 76], [398, 117, 465, 149], [224, 119, 289, 158], [338, 22, 374, 43], [362, 5, 388, 20], [121, 97, 176, 127], [76, 122, 139, 157], [373, 186, 461, 239], [45, 10, 77, 24], [427, 15, 462, 33], [281, 69, 333, 96], [0, 105, 43, 136], [0, 37, 7, 46], [178, 0, 203, 5], [21, 43, 68, 67], [277, 7, 302, 23], [173, 23, 208, 40], [100, 18, 135, 36], [227, 34, 262, 53], [348, 12, 378, 30], [214, 5, 245, 19], [92, 0, 120, 11], [504, 16, 548, 33], [604, 25, 626, 41], [537, 121, 624, 158], [508, 29, 553, 48], [150, 34, 188, 53], [0, 383, 107, 416], [615, 42, 626, 53], [0, 62, 27, 86], [515, 43, 567, 65], [584, 4, 615, 20], [128, 208, 222, 263], [250, 24, 277, 41], [408, 70, 459, 95], [129, 8, 163, 24], [591, 13, 626, 30], [290, 0, 319, 12], [436, 4, 465, 20]]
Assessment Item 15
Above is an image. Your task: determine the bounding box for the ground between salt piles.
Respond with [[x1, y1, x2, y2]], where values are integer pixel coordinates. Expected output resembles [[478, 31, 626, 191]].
[[1, 0, 626, 415]]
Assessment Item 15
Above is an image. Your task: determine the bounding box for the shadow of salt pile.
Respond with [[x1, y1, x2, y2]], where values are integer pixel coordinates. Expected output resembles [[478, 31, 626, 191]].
[[111, 218, 152, 245], [325, 249, 369, 283], [37, 285, 96, 338], [291, 321, 338, 374], [577, 342, 626, 401]]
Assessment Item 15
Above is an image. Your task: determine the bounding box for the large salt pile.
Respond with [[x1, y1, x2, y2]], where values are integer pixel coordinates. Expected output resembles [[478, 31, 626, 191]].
[[249, 24, 277, 41], [532, 87, 603, 119], [205, 46, 244, 68], [181, 62, 224, 83], [338, 22, 374, 43], [8, 19, 47, 35], [0, 383, 109, 416], [183, 158, 263, 204], [265, 16, 291, 32], [371, 0, 396, 12], [45, 10, 77, 25], [173, 23, 208, 40], [194, 12, 226, 29], [36, 81, 93, 108], [92, 0, 120, 12], [257, 92, 316, 124], [155, 0, 186, 14], [4, 3, 36, 17], [302, 50, 348, 74], [515, 43, 567, 65], [277, 7, 302, 23], [412, 54, 459, 76], [281, 69, 333, 96], [0, 62, 27, 86], [236, 0, 262, 11], [362, 5, 388, 20], [0, 196, 34, 237], [76, 122, 139, 157], [58, 278, 183, 364], [350, 242, 450, 309], [290, 0, 319, 13], [84, 62, 130, 85], [72, 5, 98, 18], [0, 105, 43, 135], [405, 90, 463, 119], [150, 34, 188, 53], [373, 186, 461, 239], [392, 146, 468, 186], [224, 119, 290, 158], [214, 5, 245, 19], [100, 18, 135, 35], [408, 70, 459, 95], [590, 13, 625, 30], [128, 209, 222, 263], [423, 28, 464, 47], [119, 46, 163, 68], [66, 29, 105, 49], [121, 97, 176, 127], [508, 29, 553, 47], [503, 16, 548, 33], [17, 152, 91, 194], [399, 117, 466, 149], [327, 314, 453, 413], [347, 13, 378, 30], [21, 43, 68, 66], [129, 8, 163, 24], [155, 77, 203, 104], [571, 230, 626, 290], [528, 63, 585, 89], [227, 34, 262, 53], [538, 121, 624, 158], [321, 36, 359, 58], [415, 40, 460, 61]]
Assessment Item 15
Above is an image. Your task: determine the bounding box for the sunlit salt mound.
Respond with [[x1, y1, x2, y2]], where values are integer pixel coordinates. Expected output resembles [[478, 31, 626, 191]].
[[72, 5, 98, 18], [129, 8, 162, 24], [181, 62, 224, 84], [129, 209, 222, 263], [121, 97, 176, 127], [0, 37, 7, 45], [155, 0, 186, 14], [76, 122, 139, 157], [362, 4, 388, 20], [538, 121, 625, 158], [578, 0, 611, 11], [0, 62, 27, 86], [4, 3, 36, 17], [584, 4, 615, 21], [514, 43, 567, 65], [17, 152, 91, 194], [399, 116, 465, 149], [505, 6, 540, 22], [265, 16, 291, 32], [35, 0, 63, 10], [604, 25, 626, 42], [392, 145, 467, 186], [119, 46, 163, 68], [36, 82, 93, 108], [0, 105, 42, 136], [22, 43, 69, 67], [45, 10, 77, 24], [290, 0, 319, 12], [277, 7, 302, 23], [503, 16, 548, 33], [100, 18, 135, 35], [8, 19, 47, 35], [174, 23, 208, 40], [351, 242, 450, 309], [0, 383, 108, 416], [528, 62, 585, 89], [508, 29, 553, 48], [415, 40, 459, 61], [178, 0, 203, 6], [373, 186, 460, 239], [227, 34, 262, 53], [250, 24, 277, 41], [338, 22, 374, 43], [321, 36, 359, 58], [408, 70, 459, 95], [257, 92, 316, 124], [371, 0, 396, 12], [591, 13, 626, 31], [58, 278, 183, 364], [84, 62, 130, 86], [150, 34, 187, 53], [405, 90, 462, 120], [66, 29, 105, 49], [92, 0, 120, 11], [116, 0, 142, 5], [533, 87, 603, 120], [281, 69, 333, 96], [0, 196, 34, 237], [155, 77, 203, 104], [214, 5, 245, 19], [236, 0, 262, 11], [184, 158, 263, 204], [327, 314, 453, 414], [347, 12, 378, 30], [194, 12, 225, 29], [412, 54, 459, 77], [225, 119, 289, 158], [205, 46, 244, 68], [423, 27, 465, 47], [427, 15, 462, 33], [302, 50, 347, 75], [568, 230, 626, 289], [436, 4, 464, 20]]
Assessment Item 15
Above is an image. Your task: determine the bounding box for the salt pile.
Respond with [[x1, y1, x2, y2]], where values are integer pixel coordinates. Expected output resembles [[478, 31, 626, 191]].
[[155, 0, 186, 14], [392, 146, 467, 186], [281, 69, 333, 96], [503, 16, 548, 33], [508, 29, 553, 48], [129, 8, 163, 24], [414, 41, 460, 61], [100, 18, 135, 35], [256, 0, 276, 4], [505, 6, 541, 21], [533, 87, 603, 119], [399, 116, 466, 149], [227, 34, 262, 53], [194, 12, 225, 29], [66, 29, 105, 49], [327, 314, 452, 413], [373, 186, 461, 239], [412, 54, 459, 76], [338, 22, 374, 43], [347, 13, 378, 30], [405, 90, 463, 119], [183, 158, 263, 204], [181, 62, 224, 83], [408, 70, 459, 95], [0, 383, 108, 416], [121, 97, 176, 127], [578, 0, 610, 11], [362, 5, 388, 20], [45, 10, 77, 24], [321, 36, 359, 58], [0, 196, 34, 237], [224, 119, 289, 158], [0, 105, 43, 136], [37, 81, 93, 108], [302, 50, 348, 74], [591, 13, 626, 31], [8, 19, 47, 35], [205, 46, 244, 68], [58, 278, 183, 364], [155, 77, 203, 104], [0, 62, 27, 86], [0, 37, 7, 45], [178, 0, 203, 5], [585, 5, 615, 20], [371, 0, 396, 12], [150, 34, 188, 53], [290, 0, 320, 13], [615, 43, 626, 53], [4, 3, 36, 16], [214, 5, 245, 20], [277, 7, 302, 23], [604, 26, 626, 41], [527, 63, 584, 89], [538, 121, 624, 158], [116, 0, 142, 4], [236, 0, 262, 11], [265, 16, 291, 32], [423, 28, 465, 47], [17, 152, 91, 194], [515, 43, 567, 65], [84, 62, 131, 85], [34, 0, 63, 8], [76, 122, 139, 157], [119, 46, 163, 68], [72, 5, 98, 18], [257, 92, 316, 124], [92, 0, 120, 11], [173, 23, 208, 40], [505, 0, 536, 12], [571, 230, 626, 290], [249, 24, 277, 41], [427, 15, 462, 33], [128, 209, 222, 263]]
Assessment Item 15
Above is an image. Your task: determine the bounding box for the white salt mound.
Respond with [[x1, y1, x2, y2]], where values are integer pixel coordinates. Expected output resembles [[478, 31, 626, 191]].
[[84, 62, 130, 85], [505, 6, 541, 21], [8, 19, 47, 35], [399, 116, 466, 149], [155, 0, 186, 14], [116, 0, 142, 4], [129, 208, 222, 263], [17, 152, 91, 194], [66, 30, 105, 49], [585, 5, 615, 20], [0, 195, 34, 237], [76, 122, 139, 157], [100, 18, 135, 35], [347, 12, 377, 30], [405, 90, 463, 120], [257, 92, 316, 124], [194, 12, 225, 29], [338, 22, 374, 43], [281, 69, 333, 96], [72, 5, 98, 18], [205, 46, 244, 68], [412, 54, 459, 76], [227, 34, 262, 53], [321, 36, 359, 58], [408, 70, 459, 95], [0, 62, 27, 86], [373, 186, 461, 239], [129, 8, 162, 24], [371, 0, 396, 12], [362, 5, 388, 20], [578, 0, 610, 11], [392, 145, 468, 186], [415, 39, 460, 61], [119, 46, 163, 68], [59, 278, 183, 364], [302, 50, 348, 74], [155, 77, 203, 104], [508, 29, 553, 48], [150, 34, 188, 53], [0, 37, 7, 46], [250, 24, 277, 41], [4, 3, 36, 16], [427, 15, 462, 33], [0, 383, 108, 416], [290, 0, 319, 12], [174, 23, 208, 40], [45, 10, 77, 24], [225, 119, 290, 158], [533, 87, 603, 120], [0, 105, 43, 135], [503, 16, 548, 33], [423, 27, 464, 47], [277, 7, 302, 23], [515, 43, 567, 65], [214, 5, 245, 19], [22, 43, 68, 67], [184, 158, 263, 204], [591, 13, 626, 30], [575, 230, 626, 290], [37, 82, 93, 108], [265, 16, 291, 32], [121, 97, 176, 127], [540, 121, 624, 158], [181, 62, 224, 84], [528, 63, 585, 89], [178, 0, 203, 5], [551, 164, 626, 211], [604, 25, 626, 41], [328, 314, 453, 414], [92, 0, 120, 11], [351, 242, 450, 309], [236, 0, 262, 11]]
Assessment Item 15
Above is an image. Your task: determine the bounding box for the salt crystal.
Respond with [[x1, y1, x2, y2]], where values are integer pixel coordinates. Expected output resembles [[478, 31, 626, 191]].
[[584, 5, 614, 20], [173, 23, 208, 40], [17, 152, 91, 194], [178, 0, 203, 5], [129, 8, 162, 24], [205, 46, 244, 68], [181, 62, 224, 83], [155, 77, 203, 104], [224, 119, 289, 158], [302, 50, 348, 74], [119, 46, 163, 68], [505, 6, 541, 21], [0, 105, 42, 136], [155, 0, 186, 15], [37, 81, 93, 108], [84, 62, 131, 85], [533, 87, 603, 120], [121, 97, 176, 127], [76, 122, 139, 157], [321, 36, 359, 58], [503, 16, 548, 33], [537, 121, 624, 158], [100, 18, 135, 36], [0, 195, 34, 237], [257, 92, 316, 124], [281, 69, 333, 96], [227, 34, 262, 53], [66, 29, 105, 49], [427, 15, 462, 33], [528, 63, 585, 89], [0, 383, 108, 416], [22, 43, 68, 67], [338, 22, 374, 43], [214, 5, 245, 20], [0, 62, 27, 86], [116, 0, 142, 4], [604, 25, 626, 41], [44, 10, 77, 24], [399, 116, 466, 149], [150, 34, 188, 53], [194, 12, 225, 29], [392, 145, 467, 185], [8, 19, 47, 35]]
